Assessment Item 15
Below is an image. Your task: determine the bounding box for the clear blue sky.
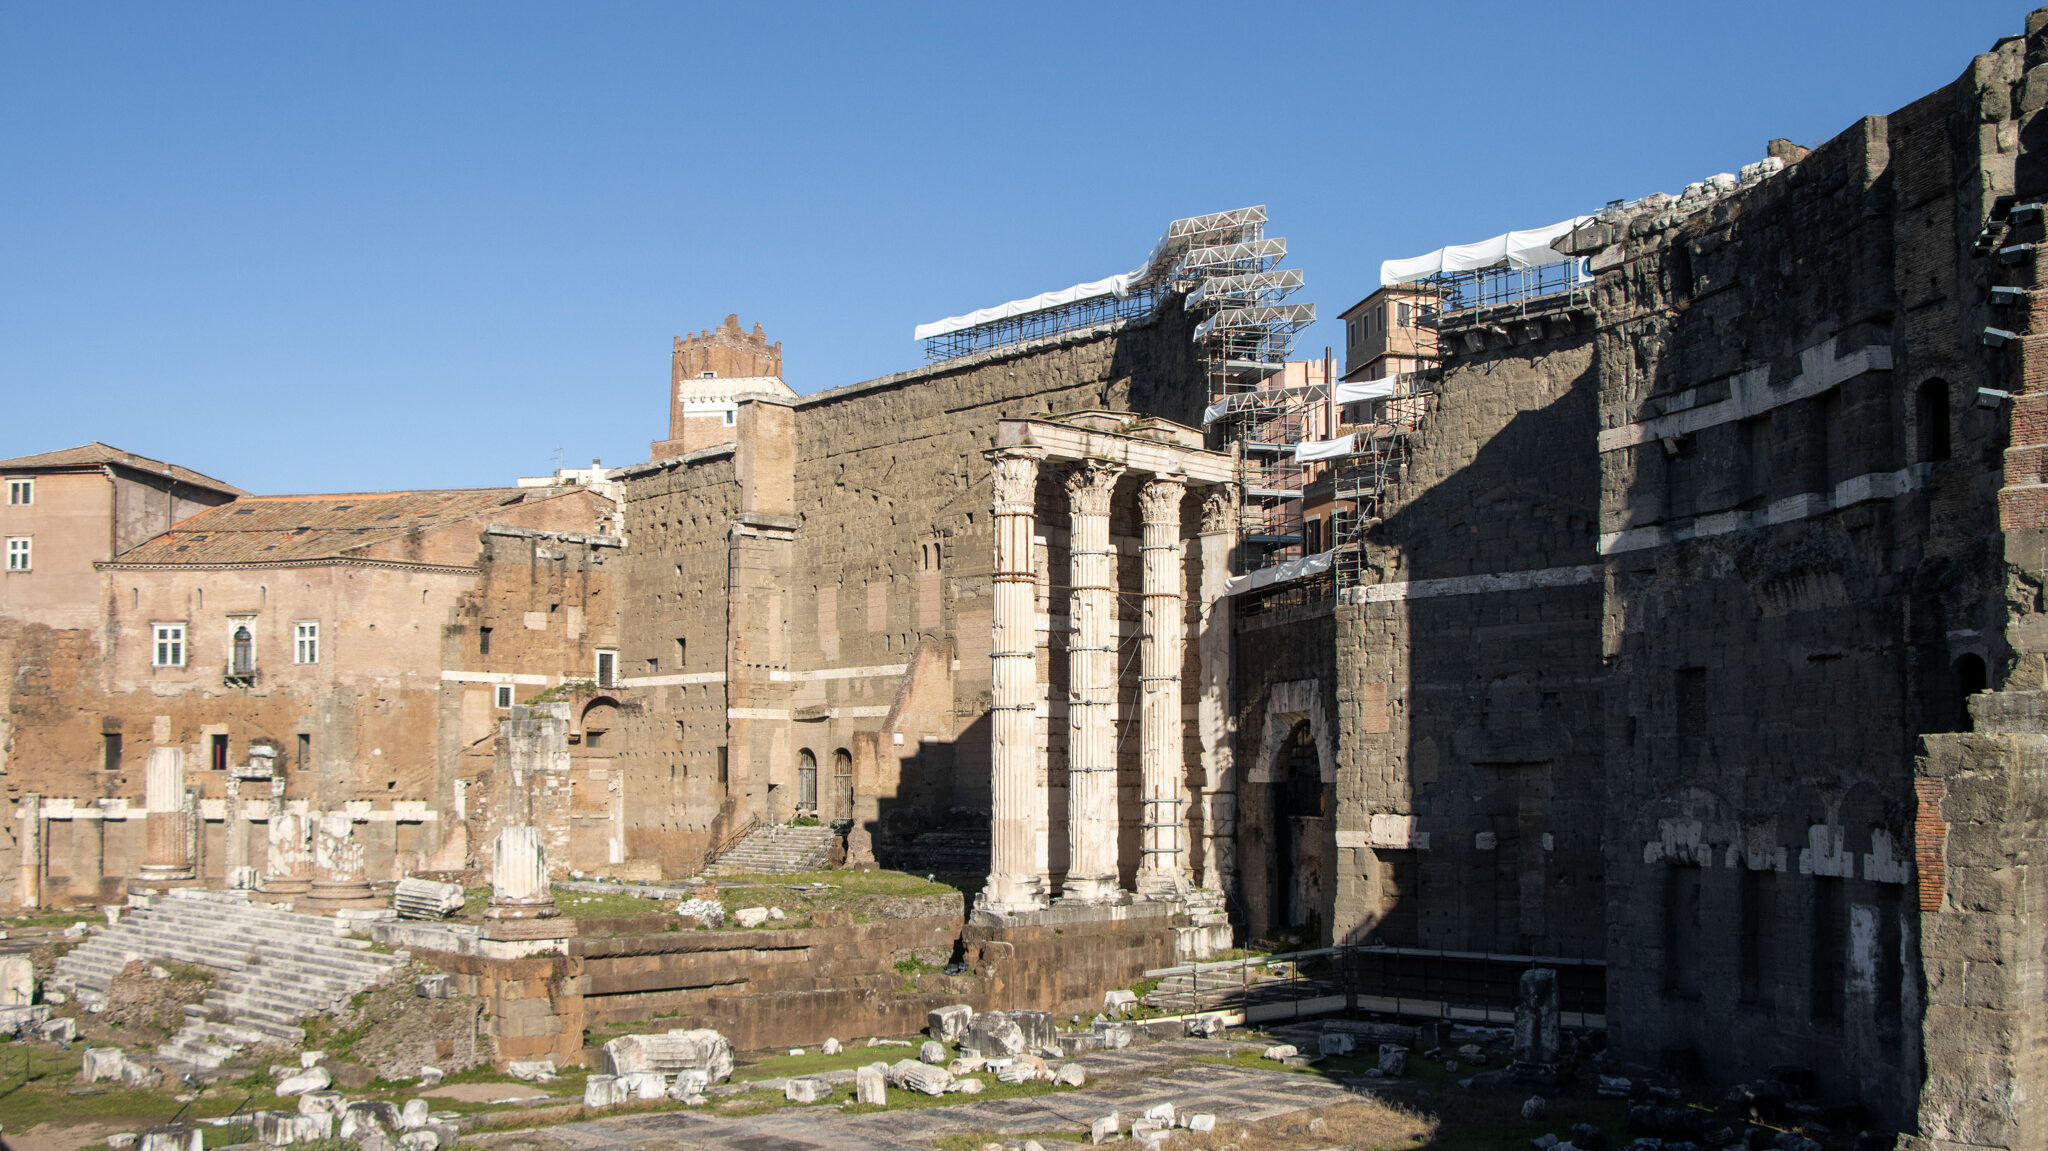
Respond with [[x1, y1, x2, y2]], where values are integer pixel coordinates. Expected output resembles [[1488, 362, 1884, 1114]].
[[0, 2, 2028, 494]]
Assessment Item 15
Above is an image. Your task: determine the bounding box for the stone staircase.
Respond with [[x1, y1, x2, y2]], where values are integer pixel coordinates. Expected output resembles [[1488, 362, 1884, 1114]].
[[50, 890, 407, 1068], [705, 823, 836, 875]]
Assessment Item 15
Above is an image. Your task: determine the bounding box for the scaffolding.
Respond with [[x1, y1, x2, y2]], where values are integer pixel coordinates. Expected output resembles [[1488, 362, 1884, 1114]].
[[915, 205, 1318, 579]]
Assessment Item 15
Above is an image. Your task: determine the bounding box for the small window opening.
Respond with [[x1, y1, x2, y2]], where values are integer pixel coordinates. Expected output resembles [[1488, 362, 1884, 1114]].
[[495, 684, 514, 709], [102, 732, 122, 772], [210, 733, 229, 772], [478, 626, 493, 655], [297, 732, 311, 770]]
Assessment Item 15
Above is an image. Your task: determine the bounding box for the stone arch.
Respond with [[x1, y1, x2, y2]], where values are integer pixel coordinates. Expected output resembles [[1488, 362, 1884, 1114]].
[[1248, 679, 1335, 784]]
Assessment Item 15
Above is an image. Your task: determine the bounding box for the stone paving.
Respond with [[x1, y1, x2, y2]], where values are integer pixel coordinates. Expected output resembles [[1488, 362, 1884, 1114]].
[[528, 1039, 1358, 1150]]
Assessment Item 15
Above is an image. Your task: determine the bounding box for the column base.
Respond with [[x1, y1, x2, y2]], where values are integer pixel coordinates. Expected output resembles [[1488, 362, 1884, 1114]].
[[1056, 876, 1129, 906], [1135, 869, 1186, 901], [484, 899, 559, 920], [300, 880, 381, 911], [976, 874, 1047, 919]]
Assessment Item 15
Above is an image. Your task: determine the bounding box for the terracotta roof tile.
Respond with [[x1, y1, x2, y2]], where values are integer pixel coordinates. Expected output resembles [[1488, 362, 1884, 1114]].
[[0, 442, 244, 495], [108, 487, 558, 566]]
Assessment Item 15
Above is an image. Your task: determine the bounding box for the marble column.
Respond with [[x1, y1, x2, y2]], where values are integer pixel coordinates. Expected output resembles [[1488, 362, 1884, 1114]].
[[137, 748, 194, 882], [1136, 473, 1189, 899], [262, 810, 312, 897], [980, 446, 1048, 915], [309, 813, 373, 904], [1196, 485, 1240, 893], [1062, 460, 1126, 904], [18, 794, 41, 910], [487, 825, 557, 919]]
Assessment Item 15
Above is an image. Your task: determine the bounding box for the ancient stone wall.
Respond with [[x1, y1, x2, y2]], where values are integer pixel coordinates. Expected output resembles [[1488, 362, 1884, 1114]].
[[1330, 325, 1604, 961], [613, 448, 740, 874], [614, 309, 1207, 878]]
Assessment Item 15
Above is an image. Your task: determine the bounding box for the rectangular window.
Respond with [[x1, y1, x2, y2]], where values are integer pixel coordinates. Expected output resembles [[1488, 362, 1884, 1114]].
[[676, 637, 686, 666], [1397, 302, 1412, 327], [102, 732, 122, 772], [1812, 877, 1845, 1021], [1676, 667, 1707, 752], [5, 537, 29, 571], [209, 733, 229, 772], [495, 684, 514, 709], [296, 732, 311, 771], [152, 623, 186, 667], [294, 621, 319, 664], [6, 479, 30, 505], [1662, 865, 1703, 998], [595, 649, 617, 688], [478, 626, 492, 655], [1738, 867, 1772, 1005], [645, 657, 658, 673], [585, 729, 604, 750]]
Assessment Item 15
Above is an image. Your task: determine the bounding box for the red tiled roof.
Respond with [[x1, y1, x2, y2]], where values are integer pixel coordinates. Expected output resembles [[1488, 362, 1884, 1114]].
[[0, 442, 244, 496], [106, 487, 561, 566]]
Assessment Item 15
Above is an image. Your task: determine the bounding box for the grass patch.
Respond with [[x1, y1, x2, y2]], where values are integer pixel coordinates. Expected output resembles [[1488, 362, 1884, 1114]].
[[551, 887, 674, 920], [728, 1045, 904, 1083], [712, 871, 958, 897], [1, 911, 96, 931]]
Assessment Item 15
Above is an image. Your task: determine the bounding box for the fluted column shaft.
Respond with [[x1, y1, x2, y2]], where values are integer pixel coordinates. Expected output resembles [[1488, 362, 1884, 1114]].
[[139, 748, 194, 881], [1137, 474, 1188, 898], [1196, 485, 1240, 892], [1063, 461, 1126, 903], [981, 447, 1048, 914]]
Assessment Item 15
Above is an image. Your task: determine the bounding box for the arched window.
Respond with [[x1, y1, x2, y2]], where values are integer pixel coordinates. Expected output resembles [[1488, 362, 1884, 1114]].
[[1919, 379, 1952, 462], [230, 626, 254, 675], [797, 748, 818, 815]]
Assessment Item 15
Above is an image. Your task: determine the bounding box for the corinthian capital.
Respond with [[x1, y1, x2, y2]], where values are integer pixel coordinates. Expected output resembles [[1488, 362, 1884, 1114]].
[[1199, 484, 1240, 534], [1138, 474, 1187, 525], [987, 447, 1045, 516], [1063, 461, 1125, 518]]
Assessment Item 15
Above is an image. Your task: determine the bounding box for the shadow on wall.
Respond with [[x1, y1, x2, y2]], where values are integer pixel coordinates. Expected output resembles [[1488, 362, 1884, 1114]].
[[1345, 347, 1604, 960]]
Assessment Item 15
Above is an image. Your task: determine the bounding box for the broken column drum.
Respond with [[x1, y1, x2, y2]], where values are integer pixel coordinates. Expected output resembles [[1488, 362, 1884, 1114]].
[[1063, 460, 1127, 905], [487, 825, 558, 918], [981, 446, 1050, 914], [1137, 472, 1189, 899], [263, 810, 312, 896], [137, 748, 194, 882], [309, 813, 372, 903]]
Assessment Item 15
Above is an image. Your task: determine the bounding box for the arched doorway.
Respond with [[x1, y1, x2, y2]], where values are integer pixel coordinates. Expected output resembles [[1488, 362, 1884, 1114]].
[[832, 748, 854, 821], [797, 748, 818, 816], [1270, 721, 1327, 945]]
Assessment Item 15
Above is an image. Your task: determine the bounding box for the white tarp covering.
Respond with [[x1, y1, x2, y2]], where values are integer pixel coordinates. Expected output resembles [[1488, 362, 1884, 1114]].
[[1201, 400, 1231, 425], [916, 206, 1268, 341], [1379, 216, 1592, 286], [1225, 549, 1335, 596], [914, 273, 1136, 341], [1333, 379, 1396, 404], [1292, 435, 1356, 462]]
